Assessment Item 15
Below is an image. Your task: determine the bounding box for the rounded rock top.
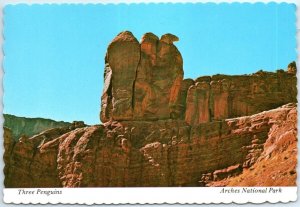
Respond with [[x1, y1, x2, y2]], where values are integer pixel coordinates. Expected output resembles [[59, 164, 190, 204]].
[[160, 33, 179, 44], [111, 31, 138, 43], [141, 32, 159, 42]]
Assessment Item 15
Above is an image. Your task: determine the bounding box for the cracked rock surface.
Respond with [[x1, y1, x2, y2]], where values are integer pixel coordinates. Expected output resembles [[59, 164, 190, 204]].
[[4, 32, 297, 187]]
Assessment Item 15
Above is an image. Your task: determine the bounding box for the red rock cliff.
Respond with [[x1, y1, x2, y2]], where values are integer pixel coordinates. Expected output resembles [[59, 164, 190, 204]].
[[4, 32, 297, 187], [185, 71, 297, 125], [100, 31, 183, 122], [100, 31, 296, 125]]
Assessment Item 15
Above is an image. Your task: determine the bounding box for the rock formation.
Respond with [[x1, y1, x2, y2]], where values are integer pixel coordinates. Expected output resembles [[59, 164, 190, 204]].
[[100, 31, 296, 125], [185, 70, 297, 125], [287, 61, 297, 74], [4, 32, 297, 187], [100, 31, 183, 122], [5, 104, 297, 187], [208, 103, 297, 187], [4, 122, 86, 187], [3, 127, 15, 187], [4, 114, 71, 140]]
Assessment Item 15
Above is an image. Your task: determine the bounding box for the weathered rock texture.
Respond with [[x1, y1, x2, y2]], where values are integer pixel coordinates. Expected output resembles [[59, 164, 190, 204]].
[[185, 70, 297, 125], [5, 104, 297, 187], [100, 31, 183, 122], [3, 127, 15, 187], [4, 32, 297, 187], [100, 32, 296, 126], [4, 114, 71, 140], [208, 104, 297, 186], [4, 122, 86, 187]]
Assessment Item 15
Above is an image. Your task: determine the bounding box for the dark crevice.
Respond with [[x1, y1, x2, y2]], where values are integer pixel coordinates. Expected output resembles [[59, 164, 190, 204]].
[[91, 128, 102, 186], [106, 71, 113, 119], [28, 142, 40, 184], [193, 89, 199, 125], [208, 83, 212, 122], [131, 45, 142, 111]]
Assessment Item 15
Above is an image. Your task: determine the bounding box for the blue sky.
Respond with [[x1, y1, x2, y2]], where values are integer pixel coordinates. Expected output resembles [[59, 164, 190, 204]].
[[3, 3, 296, 125]]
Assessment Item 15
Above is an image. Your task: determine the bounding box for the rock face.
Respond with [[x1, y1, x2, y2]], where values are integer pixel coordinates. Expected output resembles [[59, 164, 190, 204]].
[[3, 127, 15, 187], [5, 104, 297, 187], [4, 114, 71, 140], [104, 31, 140, 121], [208, 104, 297, 186], [100, 32, 296, 126], [185, 71, 297, 125], [100, 31, 183, 122], [4, 122, 86, 187], [4, 32, 297, 187]]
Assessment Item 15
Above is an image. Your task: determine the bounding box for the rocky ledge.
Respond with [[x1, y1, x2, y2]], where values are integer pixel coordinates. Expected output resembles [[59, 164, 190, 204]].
[[4, 31, 297, 187], [3, 114, 72, 140]]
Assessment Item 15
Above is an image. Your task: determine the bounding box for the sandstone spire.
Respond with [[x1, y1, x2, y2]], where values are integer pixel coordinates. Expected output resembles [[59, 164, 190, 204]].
[[100, 31, 184, 122]]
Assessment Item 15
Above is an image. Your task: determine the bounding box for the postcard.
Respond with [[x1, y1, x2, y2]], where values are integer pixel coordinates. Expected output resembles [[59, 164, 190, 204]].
[[1, 0, 298, 204]]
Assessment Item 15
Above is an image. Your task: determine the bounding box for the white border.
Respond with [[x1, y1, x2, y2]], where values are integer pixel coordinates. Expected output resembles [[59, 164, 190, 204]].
[[1, 0, 299, 206], [3, 187, 298, 204]]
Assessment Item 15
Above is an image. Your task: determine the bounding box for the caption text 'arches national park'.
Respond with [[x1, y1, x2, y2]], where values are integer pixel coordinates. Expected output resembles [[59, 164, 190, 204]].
[[4, 31, 297, 187]]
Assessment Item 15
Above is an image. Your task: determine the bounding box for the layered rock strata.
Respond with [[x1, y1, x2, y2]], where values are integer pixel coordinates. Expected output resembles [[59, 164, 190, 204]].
[[208, 103, 297, 186], [185, 70, 297, 125], [100, 31, 296, 127], [4, 32, 297, 187], [5, 104, 297, 187]]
